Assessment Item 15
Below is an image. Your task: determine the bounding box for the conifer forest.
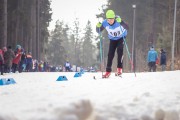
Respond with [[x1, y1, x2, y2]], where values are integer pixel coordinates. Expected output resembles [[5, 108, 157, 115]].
[[0, 0, 179, 72]]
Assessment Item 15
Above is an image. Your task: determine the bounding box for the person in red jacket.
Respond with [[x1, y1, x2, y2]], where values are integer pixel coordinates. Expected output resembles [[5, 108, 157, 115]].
[[12, 45, 23, 73]]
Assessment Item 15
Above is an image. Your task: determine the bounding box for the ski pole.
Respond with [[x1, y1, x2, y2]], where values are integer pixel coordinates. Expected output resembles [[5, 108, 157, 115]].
[[119, 26, 136, 77], [123, 37, 136, 77], [99, 28, 103, 76]]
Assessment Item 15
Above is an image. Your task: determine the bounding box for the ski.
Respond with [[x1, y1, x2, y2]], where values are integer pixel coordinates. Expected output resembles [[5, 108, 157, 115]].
[[115, 73, 122, 78], [93, 74, 122, 80]]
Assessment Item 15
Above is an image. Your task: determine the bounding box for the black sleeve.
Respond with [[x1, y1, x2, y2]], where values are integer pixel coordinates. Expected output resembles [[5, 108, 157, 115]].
[[96, 26, 105, 33], [120, 21, 129, 30]]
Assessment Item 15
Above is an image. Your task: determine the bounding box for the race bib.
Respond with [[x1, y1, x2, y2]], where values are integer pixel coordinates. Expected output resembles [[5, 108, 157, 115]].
[[106, 26, 125, 37]]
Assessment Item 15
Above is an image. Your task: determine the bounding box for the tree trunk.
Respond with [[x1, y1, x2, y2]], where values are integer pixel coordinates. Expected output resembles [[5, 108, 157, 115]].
[[2, 0, 7, 47], [36, 0, 40, 60], [32, 0, 36, 58]]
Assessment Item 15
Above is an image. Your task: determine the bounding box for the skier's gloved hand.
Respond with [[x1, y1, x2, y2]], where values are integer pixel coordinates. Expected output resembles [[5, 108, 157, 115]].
[[96, 22, 102, 28], [116, 16, 122, 23]]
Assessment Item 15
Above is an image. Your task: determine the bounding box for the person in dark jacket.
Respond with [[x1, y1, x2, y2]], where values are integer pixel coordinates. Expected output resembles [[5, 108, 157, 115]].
[[26, 52, 33, 72], [0, 49, 4, 75], [3, 46, 15, 73], [19, 51, 27, 73], [64, 61, 71, 72], [160, 49, 166, 71], [0, 47, 7, 75]]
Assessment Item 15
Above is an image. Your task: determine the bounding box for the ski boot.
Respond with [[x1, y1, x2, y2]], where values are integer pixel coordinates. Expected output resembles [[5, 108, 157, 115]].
[[115, 68, 122, 76], [102, 72, 111, 78]]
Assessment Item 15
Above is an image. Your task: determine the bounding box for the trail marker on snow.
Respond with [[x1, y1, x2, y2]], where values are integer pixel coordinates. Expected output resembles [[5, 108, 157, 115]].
[[56, 76, 68, 81], [0, 78, 16, 86], [80, 70, 84, 74], [74, 72, 81, 77]]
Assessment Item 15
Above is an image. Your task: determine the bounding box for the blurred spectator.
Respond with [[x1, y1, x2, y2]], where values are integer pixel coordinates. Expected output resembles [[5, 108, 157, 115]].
[[43, 61, 50, 72], [38, 61, 44, 72], [64, 61, 71, 72], [12, 45, 23, 73], [2, 47, 7, 55], [59, 65, 63, 72], [1, 47, 7, 75], [19, 51, 27, 73], [160, 49, 167, 71], [0, 49, 4, 75], [26, 52, 33, 72], [33, 59, 39, 72], [3, 46, 15, 73], [147, 46, 158, 72]]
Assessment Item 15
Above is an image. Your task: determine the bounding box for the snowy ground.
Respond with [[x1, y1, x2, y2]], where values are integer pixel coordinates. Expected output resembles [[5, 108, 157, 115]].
[[0, 71, 180, 120]]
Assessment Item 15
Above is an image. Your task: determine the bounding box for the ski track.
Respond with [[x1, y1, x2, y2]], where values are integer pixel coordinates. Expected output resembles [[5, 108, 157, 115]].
[[0, 71, 180, 120]]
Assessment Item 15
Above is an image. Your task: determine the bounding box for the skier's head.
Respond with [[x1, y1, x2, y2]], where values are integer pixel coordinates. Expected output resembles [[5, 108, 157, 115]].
[[150, 46, 154, 50], [8, 46, 12, 49], [16, 44, 21, 49], [106, 10, 116, 25], [2, 47, 7, 52], [28, 51, 32, 55], [106, 10, 115, 19], [160, 49, 165, 53]]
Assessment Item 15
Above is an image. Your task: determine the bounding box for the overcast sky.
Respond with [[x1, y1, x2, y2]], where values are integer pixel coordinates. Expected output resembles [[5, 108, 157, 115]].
[[48, 0, 107, 34]]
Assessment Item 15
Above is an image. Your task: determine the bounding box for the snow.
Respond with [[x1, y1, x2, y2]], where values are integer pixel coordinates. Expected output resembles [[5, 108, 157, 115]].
[[0, 71, 180, 120]]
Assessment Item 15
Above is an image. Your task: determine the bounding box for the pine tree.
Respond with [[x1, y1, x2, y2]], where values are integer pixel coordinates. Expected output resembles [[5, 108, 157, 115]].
[[47, 20, 66, 65], [72, 18, 81, 66], [82, 20, 96, 67]]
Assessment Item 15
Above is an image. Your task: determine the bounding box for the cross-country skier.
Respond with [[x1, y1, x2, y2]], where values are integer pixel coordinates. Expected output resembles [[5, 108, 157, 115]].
[[96, 9, 129, 78]]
